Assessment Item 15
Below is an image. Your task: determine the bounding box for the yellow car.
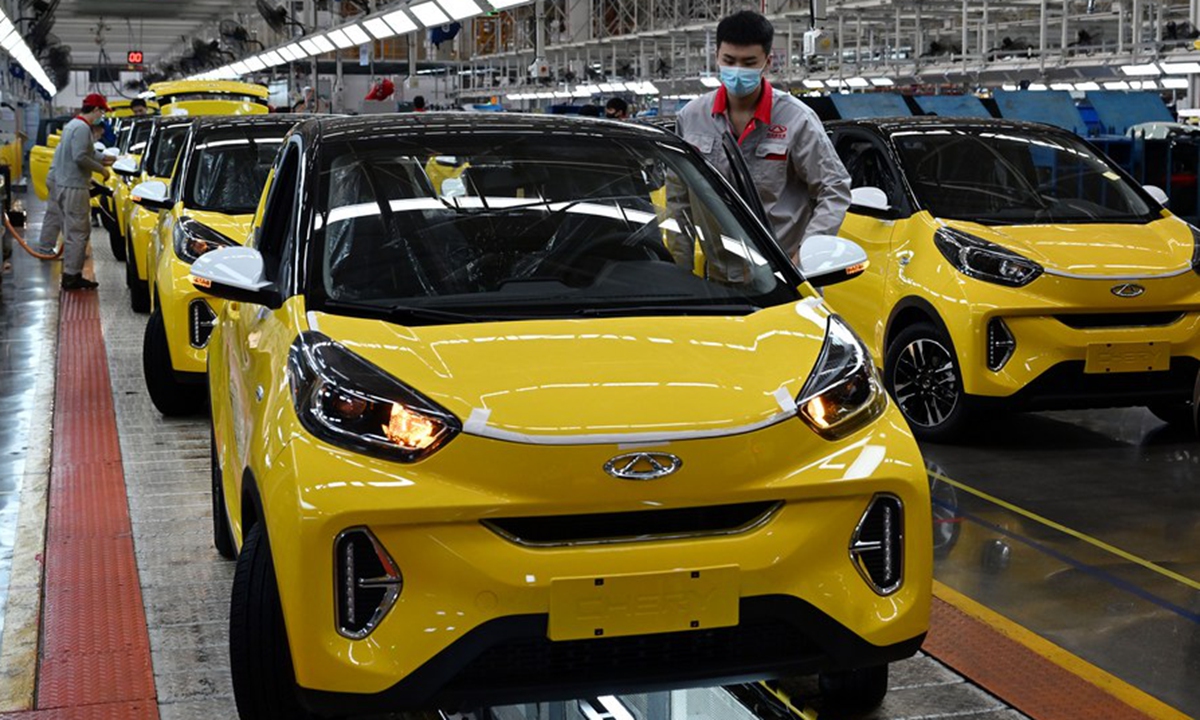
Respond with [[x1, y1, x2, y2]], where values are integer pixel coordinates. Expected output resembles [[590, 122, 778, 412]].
[[825, 118, 1200, 441], [150, 80, 270, 117], [133, 115, 296, 415], [108, 98, 160, 118], [115, 116, 194, 312], [190, 115, 932, 719], [101, 116, 156, 261]]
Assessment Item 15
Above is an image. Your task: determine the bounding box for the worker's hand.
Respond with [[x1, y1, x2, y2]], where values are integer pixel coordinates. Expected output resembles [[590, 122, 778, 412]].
[[100, 154, 116, 166], [100, 167, 111, 181]]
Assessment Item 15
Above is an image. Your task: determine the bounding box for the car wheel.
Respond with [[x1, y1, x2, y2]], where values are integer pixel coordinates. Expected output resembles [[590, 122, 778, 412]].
[[126, 237, 150, 313], [211, 425, 236, 560], [143, 308, 203, 416], [818, 664, 888, 714], [230, 522, 319, 720], [885, 322, 972, 443], [1147, 402, 1193, 429]]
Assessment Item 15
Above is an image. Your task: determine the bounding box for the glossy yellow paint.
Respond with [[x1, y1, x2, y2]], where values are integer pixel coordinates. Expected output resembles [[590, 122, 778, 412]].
[[150, 80, 270, 100], [127, 181, 169, 283], [31, 131, 113, 202], [152, 208, 252, 374], [150, 80, 270, 118], [107, 100, 159, 118], [827, 209, 1200, 397], [207, 295, 932, 695]]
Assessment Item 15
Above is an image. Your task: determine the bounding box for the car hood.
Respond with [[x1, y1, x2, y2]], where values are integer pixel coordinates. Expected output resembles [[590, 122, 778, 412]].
[[186, 210, 253, 245], [308, 300, 831, 443], [943, 216, 1194, 277]]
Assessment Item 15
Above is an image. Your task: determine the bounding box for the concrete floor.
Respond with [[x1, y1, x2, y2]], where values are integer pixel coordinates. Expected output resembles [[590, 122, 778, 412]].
[[3, 193, 1194, 718]]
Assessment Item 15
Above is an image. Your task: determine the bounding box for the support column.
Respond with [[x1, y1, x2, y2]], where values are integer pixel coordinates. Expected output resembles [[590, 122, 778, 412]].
[[1039, 0, 1048, 71], [1062, 0, 1070, 55]]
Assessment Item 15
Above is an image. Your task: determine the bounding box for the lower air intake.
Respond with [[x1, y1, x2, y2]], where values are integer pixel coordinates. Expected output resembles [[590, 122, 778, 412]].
[[849, 494, 903, 595]]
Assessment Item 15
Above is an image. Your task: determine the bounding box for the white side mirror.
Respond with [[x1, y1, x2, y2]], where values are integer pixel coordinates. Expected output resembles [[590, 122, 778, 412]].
[[130, 179, 172, 211], [850, 186, 891, 214], [112, 156, 140, 176], [1143, 184, 1169, 207], [94, 141, 106, 153], [800, 235, 869, 288], [190, 246, 280, 308]]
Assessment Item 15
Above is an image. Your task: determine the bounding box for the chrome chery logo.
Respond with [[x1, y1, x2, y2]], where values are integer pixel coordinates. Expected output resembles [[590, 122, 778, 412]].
[[603, 452, 683, 480], [1110, 283, 1146, 298]]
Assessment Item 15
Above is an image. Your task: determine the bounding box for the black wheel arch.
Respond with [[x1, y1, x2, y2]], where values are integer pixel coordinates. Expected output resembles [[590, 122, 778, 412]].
[[884, 297, 955, 356]]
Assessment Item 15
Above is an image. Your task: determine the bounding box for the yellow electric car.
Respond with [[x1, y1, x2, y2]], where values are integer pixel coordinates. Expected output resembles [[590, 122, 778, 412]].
[[191, 115, 932, 719], [150, 79, 270, 117], [101, 116, 156, 261], [825, 118, 1200, 441], [134, 115, 297, 415], [115, 116, 194, 312]]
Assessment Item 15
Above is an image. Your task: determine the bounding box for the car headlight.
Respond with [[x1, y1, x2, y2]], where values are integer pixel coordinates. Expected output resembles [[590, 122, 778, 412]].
[[933, 226, 1043, 287], [796, 316, 887, 440], [287, 331, 461, 462], [173, 217, 236, 263]]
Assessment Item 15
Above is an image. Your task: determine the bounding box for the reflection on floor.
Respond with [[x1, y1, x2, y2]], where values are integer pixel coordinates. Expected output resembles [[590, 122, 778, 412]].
[[925, 410, 1200, 717]]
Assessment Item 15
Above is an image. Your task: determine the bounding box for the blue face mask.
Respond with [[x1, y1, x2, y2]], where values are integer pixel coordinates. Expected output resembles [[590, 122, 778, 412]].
[[719, 65, 764, 98]]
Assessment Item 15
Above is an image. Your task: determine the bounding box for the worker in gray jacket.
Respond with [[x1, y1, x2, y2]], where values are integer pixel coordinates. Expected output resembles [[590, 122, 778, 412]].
[[675, 11, 851, 267], [38, 92, 113, 290]]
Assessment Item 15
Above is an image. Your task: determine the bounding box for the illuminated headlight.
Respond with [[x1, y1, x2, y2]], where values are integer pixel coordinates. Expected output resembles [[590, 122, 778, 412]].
[[796, 316, 887, 440], [934, 227, 1043, 288], [287, 331, 461, 462], [173, 217, 236, 263]]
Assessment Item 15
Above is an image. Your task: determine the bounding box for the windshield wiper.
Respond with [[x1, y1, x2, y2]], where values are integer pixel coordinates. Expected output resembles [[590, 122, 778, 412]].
[[326, 300, 521, 325]]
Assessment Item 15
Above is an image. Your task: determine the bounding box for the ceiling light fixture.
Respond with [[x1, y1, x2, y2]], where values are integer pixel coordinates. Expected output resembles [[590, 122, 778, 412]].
[[409, 2, 451, 26], [382, 10, 417, 34]]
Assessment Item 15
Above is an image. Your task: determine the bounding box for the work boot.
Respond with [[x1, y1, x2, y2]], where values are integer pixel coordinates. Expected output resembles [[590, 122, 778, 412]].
[[61, 273, 98, 290]]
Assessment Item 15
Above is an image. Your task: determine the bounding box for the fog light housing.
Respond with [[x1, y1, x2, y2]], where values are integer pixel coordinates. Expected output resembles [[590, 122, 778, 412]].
[[188, 299, 217, 349], [986, 317, 1015, 372], [850, 494, 904, 595], [334, 527, 402, 639]]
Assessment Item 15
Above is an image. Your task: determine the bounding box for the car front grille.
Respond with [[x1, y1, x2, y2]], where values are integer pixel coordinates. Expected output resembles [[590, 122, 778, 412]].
[[1055, 312, 1184, 329], [481, 501, 782, 547]]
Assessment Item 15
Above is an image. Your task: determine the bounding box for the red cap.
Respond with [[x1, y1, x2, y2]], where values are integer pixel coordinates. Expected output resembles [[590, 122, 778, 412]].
[[82, 93, 110, 111]]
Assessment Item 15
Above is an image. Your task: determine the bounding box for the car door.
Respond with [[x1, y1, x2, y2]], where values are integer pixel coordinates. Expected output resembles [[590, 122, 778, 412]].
[[823, 128, 909, 360]]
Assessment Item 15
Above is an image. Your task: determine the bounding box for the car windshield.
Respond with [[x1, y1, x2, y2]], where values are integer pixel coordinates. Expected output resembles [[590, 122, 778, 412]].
[[127, 120, 154, 155], [184, 128, 282, 214], [893, 128, 1157, 225], [311, 131, 801, 322], [146, 125, 191, 178]]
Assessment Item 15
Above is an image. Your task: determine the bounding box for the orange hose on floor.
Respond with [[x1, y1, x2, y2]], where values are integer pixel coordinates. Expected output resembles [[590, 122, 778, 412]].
[[6, 210, 62, 260]]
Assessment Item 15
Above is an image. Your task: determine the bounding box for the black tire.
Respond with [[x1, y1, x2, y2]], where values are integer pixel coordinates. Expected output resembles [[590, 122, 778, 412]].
[[1147, 402, 1194, 429], [884, 322, 973, 443], [230, 522, 318, 720], [818, 664, 888, 714], [211, 425, 236, 560], [126, 236, 150, 313], [106, 218, 126, 261], [143, 308, 204, 416]]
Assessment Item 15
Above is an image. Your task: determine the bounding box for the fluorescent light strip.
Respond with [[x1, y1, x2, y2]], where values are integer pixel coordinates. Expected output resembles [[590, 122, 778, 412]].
[[262, 50, 284, 66], [409, 2, 450, 26], [363, 17, 395, 39], [285, 43, 309, 59], [311, 35, 336, 54], [1162, 77, 1190, 89], [1161, 62, 1200, 74], [435, 0, 482, 20], [244, 56, 267, 72], [231, 61, 250, 74], [277, 45, 300, 61], [382, 10, 417, 34], [344, 24, 372, 45], [488, 0, 530, 7], [327, 28, 354, 48], [299, 38, 322, 55], [1120, 63, 1161, 76]]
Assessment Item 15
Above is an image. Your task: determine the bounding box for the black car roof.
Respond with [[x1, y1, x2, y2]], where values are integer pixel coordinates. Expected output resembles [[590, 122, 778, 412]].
[[294, 112, 676, 144], [152, 115, 196, 128], [827, 115, 1075, 137], [189, 113, 308, 132]]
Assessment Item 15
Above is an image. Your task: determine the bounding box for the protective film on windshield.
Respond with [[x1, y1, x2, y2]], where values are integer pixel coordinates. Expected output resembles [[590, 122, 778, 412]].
[[894, 129, 1156, 224], [147, 126, 191, 178], [313, 134, 799, 319], [185, 130, 283, 214]]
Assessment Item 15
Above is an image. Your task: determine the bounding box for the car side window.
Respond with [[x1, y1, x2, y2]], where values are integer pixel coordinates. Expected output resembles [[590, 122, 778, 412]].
[[835, 132, 903, 210], [255, 145, 300, 285]]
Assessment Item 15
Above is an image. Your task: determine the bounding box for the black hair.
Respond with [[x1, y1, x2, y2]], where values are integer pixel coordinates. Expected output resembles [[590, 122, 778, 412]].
[[413, 95, 426, 109], [716, 10, 774, 54], [130, 98, 147, 108], [605, 97, 629, 114]]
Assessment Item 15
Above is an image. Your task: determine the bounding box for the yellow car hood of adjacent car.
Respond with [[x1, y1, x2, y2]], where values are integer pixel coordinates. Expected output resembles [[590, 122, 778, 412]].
[[310, 300, 830, 441], [187, 209, 254, 245], [942, 216, 1194, 277]]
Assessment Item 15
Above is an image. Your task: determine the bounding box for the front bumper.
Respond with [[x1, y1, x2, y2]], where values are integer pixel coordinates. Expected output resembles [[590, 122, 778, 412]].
[[159, 251, 221, 376], [253, 411, 932, 710]]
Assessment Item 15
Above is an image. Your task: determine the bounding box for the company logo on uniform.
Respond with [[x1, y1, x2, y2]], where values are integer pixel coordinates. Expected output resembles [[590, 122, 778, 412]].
[[1111, 283, 1145, 298], [603, 452, 683, 480], [767, 124, 788, 139]]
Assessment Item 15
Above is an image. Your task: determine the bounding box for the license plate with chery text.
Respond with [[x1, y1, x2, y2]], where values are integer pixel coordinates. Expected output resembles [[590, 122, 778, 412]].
[[548, 566, 739, 641], [1084, 341, 1169, 374]]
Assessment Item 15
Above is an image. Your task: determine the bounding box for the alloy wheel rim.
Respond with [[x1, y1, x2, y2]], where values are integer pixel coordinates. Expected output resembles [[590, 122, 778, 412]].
[[892, 338, 960, 428]]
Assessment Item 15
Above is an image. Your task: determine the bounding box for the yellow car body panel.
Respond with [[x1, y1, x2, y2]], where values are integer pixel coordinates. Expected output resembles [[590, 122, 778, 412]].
[[30, 139, 55, 201], [150, 80, 270, 118], [161, 100, 269, 117], [108, 100, 159, 118], [826, 209, 1200, 399], [207, 296, 931, 696], [152, 209, 251, 374], [127, 178, 170, 283]]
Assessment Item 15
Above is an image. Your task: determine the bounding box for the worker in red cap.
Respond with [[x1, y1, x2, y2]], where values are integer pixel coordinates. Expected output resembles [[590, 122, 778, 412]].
[[37, 92, 114, 290]]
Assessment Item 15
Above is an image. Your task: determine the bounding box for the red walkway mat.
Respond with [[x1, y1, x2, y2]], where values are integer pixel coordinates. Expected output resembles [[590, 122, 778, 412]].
[[3, 291, 158, 719]]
